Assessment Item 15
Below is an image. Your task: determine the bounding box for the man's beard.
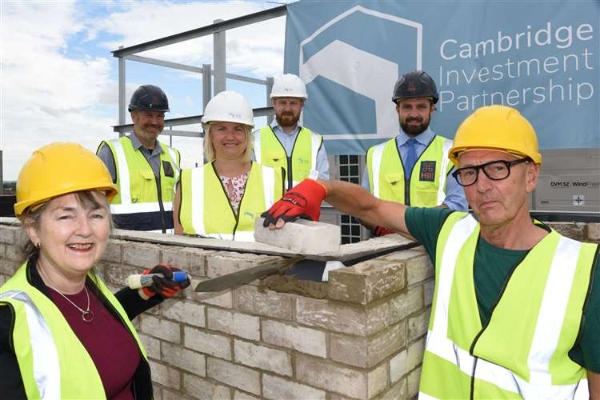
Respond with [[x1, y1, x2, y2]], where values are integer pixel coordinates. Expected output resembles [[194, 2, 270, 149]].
[[400, 117, 429, 136], [276, 112, 300, 128]]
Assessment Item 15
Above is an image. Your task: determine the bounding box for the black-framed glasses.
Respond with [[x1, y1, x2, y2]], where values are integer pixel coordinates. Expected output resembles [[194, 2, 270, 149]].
[[452, 158, 529, 187]]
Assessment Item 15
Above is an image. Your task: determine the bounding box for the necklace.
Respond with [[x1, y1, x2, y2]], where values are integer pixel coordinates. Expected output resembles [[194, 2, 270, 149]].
[[47, 283, 95, 323]]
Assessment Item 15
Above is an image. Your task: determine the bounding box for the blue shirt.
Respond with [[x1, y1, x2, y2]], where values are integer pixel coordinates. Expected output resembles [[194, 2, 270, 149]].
[[251, 121, 330, 180], [361, 128, 468, 211]]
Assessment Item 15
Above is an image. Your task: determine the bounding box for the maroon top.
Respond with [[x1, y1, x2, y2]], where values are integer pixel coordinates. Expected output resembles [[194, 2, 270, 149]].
[[48, 287, 141, 399]]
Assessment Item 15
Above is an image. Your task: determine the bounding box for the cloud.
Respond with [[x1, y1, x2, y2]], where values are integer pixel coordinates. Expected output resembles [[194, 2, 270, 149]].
[[0, 0, 287, 180]]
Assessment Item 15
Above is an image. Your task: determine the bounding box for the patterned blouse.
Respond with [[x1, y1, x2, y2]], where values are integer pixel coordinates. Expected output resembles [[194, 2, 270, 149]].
[[220, 173, 249, 214]]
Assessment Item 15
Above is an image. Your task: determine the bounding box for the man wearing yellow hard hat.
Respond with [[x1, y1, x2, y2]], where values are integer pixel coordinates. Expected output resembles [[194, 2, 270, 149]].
[[260, 105, 600, 398]]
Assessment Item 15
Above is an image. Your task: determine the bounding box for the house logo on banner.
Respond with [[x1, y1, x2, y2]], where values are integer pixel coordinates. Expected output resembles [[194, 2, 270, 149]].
[[298, 5, 421, 143], [284, 1, 599, 155]]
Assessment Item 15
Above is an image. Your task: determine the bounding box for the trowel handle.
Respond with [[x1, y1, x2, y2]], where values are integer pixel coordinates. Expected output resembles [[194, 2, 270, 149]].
[[127, 271, 189, 289]]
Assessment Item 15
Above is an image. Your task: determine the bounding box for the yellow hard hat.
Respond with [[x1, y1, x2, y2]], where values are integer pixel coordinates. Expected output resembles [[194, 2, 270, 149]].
[[448, 105, 542, 167], [14, 142, 118, 217]]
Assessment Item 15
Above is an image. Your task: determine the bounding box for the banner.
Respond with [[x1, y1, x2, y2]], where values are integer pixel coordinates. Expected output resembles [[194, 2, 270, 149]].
[[284, 0, 600, 155]]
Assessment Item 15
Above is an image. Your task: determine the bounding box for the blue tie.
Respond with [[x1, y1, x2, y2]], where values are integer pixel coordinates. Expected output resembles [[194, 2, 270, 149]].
[[405, 138, 417, 175]]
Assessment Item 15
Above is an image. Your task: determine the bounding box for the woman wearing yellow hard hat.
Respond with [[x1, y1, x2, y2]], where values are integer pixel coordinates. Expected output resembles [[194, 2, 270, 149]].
[[0, 142, 190, 398]]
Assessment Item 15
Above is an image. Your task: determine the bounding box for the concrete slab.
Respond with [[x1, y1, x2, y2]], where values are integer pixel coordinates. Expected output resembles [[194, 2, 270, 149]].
[[253, 218, 341, 254]]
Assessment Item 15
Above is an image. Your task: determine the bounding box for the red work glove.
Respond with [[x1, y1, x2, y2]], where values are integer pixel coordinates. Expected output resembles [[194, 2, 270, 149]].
[[372, 226, 394, 237], [261, 179, 327, 227], [139, 264, 191, 300]]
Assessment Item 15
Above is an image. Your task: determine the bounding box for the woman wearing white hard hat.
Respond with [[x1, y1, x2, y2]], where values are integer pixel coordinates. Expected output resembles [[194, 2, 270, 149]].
[[173, 91, 284, 241]]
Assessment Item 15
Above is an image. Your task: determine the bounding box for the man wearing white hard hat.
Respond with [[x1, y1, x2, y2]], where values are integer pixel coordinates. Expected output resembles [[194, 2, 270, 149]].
[[253, 74, 329, 190]]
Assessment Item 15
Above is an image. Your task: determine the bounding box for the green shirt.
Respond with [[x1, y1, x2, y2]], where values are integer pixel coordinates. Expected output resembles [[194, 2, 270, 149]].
[[405, 207, 600, 372]]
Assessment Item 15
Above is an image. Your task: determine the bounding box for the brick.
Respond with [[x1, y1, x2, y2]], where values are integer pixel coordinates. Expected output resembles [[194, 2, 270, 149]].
[[390, 349, 408, 384], [296, 354, 367, 398], [105, 262, 145, 288], [254, 218, 341, 254], [263, 374, 326, 400], [328, 260, 406, 304], [162, 342, 206, 377], [184, 326, 232, 360], [424, 280, 434, 307], [296, 297, 367, 335], [588, 223, 600, 242], [5, 243, 19, 262], [139, 315, 181, 343], [138, 333, 161, 360], [149, 360, 181, 390], [262, 319, 327, 358], [330, 332, 369, 368], [233, 390, 261, 400], [207, 252, 275, 278], [207, 358, 260, 395], [0, 257, 19, 276], [208, 308, 259, 341], [234, 340, 292, 376], [235, 286, 293, 320], [183, 374, 231, 399], [330, 322, 405, 368], [374, 379, 407, 400], [161, 246, 213, 278], [0, 225, 17, 245], [407, 338, 425, 372], [122, 243, 161, 267], [162, 300, 206, 328], [368, 362, 388, 398], [408, 309, 430, 341], [367, 286, 423, 335], [102, 239, 124, 263], [405, 253, 433, 286], [407, 367, 422, 398], [193, 290, 233, 308]]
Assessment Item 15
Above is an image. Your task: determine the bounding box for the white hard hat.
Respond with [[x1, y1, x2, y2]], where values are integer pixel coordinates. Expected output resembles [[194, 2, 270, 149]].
[[201, 91, 254, 128], [270, 74, 307, 100]]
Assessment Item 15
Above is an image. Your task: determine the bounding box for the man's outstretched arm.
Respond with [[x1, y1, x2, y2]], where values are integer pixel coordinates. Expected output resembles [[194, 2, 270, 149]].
[[262, 179, 412, 238]]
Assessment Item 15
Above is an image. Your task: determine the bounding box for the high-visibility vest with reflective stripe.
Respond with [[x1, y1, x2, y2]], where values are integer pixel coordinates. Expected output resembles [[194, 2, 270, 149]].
[[103, 137, 180, 216], [420, 212, 596, 399], [178, 162, 283, 241], [253, 126, 321, 188], [366, 135, 452, 206], [0, 263, 148, 399]]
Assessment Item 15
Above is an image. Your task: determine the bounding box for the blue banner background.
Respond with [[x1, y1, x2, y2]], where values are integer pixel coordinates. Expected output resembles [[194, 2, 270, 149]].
[[284, 0, 600, 155]]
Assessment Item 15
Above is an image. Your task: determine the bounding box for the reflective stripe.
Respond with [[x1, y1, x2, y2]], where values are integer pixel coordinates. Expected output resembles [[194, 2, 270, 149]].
[[431, 215, 478, 334], [165, 145, 181, 184], [253, 130, 262, 163], [110, 201, 173, 214], [437, 139, 452, 204], [233, 231, 255, 242], [371, 143, 385, 198], [0, 291, 61, 399], [261, 165, 276, 209], [529, 237, 582, 384], [111, 140, 132, 204], [310, 134, 320, 171], [190, 168, 207, 236], [147, 228, 174, 234]]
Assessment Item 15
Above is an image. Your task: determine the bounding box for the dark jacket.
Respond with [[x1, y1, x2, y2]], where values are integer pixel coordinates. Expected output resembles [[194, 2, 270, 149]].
[[0, 257, 162, 399]]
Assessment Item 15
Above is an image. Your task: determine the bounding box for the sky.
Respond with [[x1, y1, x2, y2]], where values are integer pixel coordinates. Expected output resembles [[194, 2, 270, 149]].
[[0, 0, 292, 181]]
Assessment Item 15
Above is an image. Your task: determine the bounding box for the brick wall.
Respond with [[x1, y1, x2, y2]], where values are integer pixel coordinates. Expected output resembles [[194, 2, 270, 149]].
[[0, 218, 432, 399], [0, 218, 597, 399]]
